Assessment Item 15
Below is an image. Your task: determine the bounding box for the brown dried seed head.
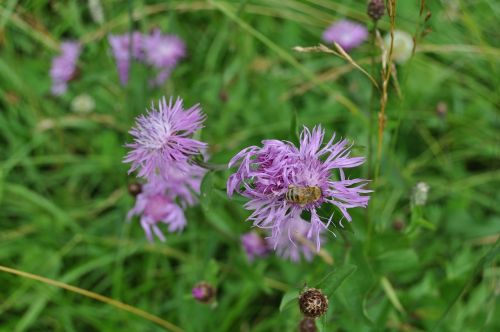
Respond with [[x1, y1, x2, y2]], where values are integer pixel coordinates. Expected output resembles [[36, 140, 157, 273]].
[[298, 288, 329, 318], [127, 182, 142, 197], [367, 0, 385, 21], [299, 317, 318, 332]]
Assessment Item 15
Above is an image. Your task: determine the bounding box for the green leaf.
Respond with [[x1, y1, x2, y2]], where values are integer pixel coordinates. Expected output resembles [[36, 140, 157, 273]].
[[316, 264, 357, 297], [279, 290, 300, 312], [375, 249, 419, 273], [200, 171, 215, 210]]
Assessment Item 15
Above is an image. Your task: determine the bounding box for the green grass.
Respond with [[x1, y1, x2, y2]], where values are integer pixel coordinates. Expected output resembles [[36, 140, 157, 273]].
[[0, 0, 499, 331]]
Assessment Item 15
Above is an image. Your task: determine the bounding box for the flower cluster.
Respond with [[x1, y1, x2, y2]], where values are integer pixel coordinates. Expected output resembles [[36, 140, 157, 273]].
[[322, 20, 368, 51], [228, 127, 370, 261], [125, 96, 206, 241], [108, 30, 186, 86], [50, 41, 81, 95]]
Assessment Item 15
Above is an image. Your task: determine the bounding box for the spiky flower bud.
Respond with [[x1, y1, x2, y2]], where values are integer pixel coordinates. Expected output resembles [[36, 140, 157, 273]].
[[127, 182, 142, 197], [298, 288, 328, 318], [299, 317, 318, 332], [367, 0, 385, 21], [192, 282, 216, 304]]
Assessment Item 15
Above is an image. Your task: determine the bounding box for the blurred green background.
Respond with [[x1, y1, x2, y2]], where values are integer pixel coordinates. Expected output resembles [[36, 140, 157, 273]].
[[0, 0, 498, 331]]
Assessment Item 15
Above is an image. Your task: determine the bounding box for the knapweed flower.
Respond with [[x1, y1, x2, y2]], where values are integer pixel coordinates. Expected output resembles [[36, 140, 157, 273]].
[[384, 30, 414, 64], [192, 282, 216, 303], [124, 96, 207, 180], [108, 32, 144, 85], [241, 231, 270, 261], [227, 126, 370, 259], [127, 179, 186, 241], [322, 20, 368, 51], [143, 30, 186, 86], [50, 41, 81, 95]]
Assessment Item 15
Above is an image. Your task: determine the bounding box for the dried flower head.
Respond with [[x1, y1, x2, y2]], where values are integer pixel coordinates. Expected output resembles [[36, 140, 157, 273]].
[[192, 282, 216, 303], [50, 41, 81, 95], [299, 288, 329, 318], [88, 0, 105, 24], [412, 182, 430, 206], [384, 30, 414, 64], [299, 318, 318, 332], [108, 32, 144, 85], [367, 0, 385, 21], [124, 96, 207, 181], [241, 231, 270, 261], [71, 94, 95, 113], [322, 20, 368, 51], [227, 126, 370, 260]]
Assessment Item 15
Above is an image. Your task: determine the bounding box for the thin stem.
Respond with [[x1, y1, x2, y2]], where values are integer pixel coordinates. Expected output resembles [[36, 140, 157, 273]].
[[365, 19, 379, 254], [375, 0, 397, 180], [0, 265, 184, 332], [191, 158, 228, 171]]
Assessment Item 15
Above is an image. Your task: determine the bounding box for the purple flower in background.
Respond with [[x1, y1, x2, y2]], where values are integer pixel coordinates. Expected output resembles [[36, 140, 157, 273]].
[[241, 231, 269, 261], [127, 180, 186, 241], [228, 126, 370, 260], [143, 30, 186, 85], [322, 20, 368, 51], [108, 32, 144, 85], [192, 282, 216, 303], [124, 96, 207, 180], [50, 41, 81, 95]]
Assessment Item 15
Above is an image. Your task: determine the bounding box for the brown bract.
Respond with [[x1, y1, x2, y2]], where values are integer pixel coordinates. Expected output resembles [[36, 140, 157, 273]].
[[298, 288, 329, 319]]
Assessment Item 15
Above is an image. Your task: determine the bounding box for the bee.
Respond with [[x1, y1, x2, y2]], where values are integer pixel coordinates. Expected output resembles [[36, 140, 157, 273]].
[[285, 185, 322, 206]]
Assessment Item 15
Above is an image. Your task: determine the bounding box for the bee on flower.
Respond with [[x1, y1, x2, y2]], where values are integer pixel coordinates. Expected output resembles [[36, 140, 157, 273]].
[[227, 126, 371, 260]]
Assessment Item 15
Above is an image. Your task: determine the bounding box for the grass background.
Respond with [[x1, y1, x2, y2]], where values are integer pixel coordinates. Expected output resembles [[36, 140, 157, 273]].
[[0, 0, 499, 331]]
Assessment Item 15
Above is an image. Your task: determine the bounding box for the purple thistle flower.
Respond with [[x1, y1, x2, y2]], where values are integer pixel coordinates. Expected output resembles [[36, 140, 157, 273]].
[[143, 30, 186, 85], [228, 126, 370, 259], [127, 179, 186, 242], [241, 231, 270, 261], [322, 19, 368, 51], [108, 32, 144, 85], [155, 164, 206, 207], [124, 96, 207, 180], [50, 41, 81, 95], [143, 30, 186, 68]]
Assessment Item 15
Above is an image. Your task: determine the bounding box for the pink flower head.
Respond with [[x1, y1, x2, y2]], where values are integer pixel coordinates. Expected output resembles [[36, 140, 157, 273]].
[[322, 19, 368, 51], [108, 32, 144, 85], [143, 30, 186, 68], [241, 231, 270, 261], [50, 41, 81, 95], [143, 30, 186, 86], [228, 126, 371, 260], [127, 180, 186, 242], [124, 96, 207, 181]]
